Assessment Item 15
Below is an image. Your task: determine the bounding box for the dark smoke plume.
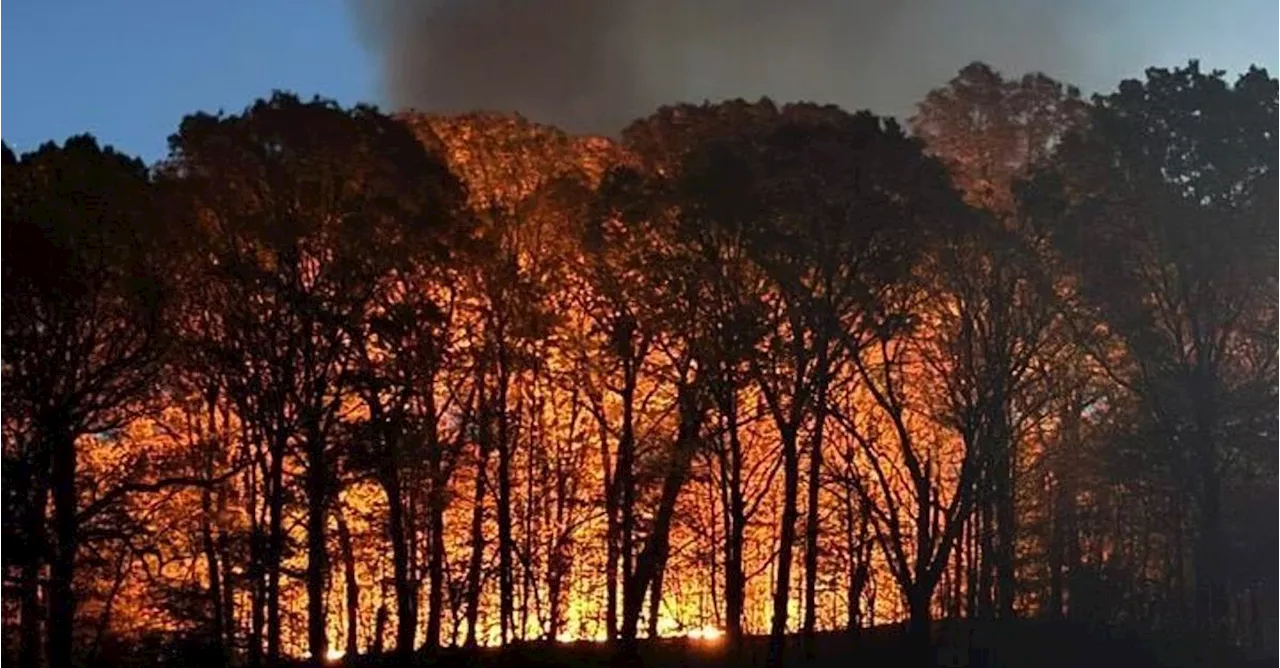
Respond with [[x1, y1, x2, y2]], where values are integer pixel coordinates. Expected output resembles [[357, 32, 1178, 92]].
[[351, 0, 1272, 136]]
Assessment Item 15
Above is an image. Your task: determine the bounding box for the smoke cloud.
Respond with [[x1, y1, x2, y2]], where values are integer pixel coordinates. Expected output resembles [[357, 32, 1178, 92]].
[[350, 0, 1272, 136]]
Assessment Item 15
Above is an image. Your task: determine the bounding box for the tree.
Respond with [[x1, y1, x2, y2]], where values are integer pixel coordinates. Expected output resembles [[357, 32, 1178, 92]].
[[608, 99, 793, 651], [3, 137, 171, 668], [1023, 61, 1277, 640], [402, 112, 609, 646], [669, 107, 829, 661], [591, 103, 808, 643], [804, 127, 976, 658], [165, 93, 464, 665], [588, 163, 715, 645], [674, 105, 962, 662], [575, 202, 651, 643], [911, 61, 1088, 215], [912, 62, 1088, 619], [344, 234, 472, 655]]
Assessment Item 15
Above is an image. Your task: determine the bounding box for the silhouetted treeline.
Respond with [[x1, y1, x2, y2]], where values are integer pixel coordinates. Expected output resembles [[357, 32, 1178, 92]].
[[3, 61, 1275, 668]]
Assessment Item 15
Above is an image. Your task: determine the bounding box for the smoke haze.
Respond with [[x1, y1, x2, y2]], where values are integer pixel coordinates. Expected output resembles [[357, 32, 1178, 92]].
[[351, 0, 1278, 136]]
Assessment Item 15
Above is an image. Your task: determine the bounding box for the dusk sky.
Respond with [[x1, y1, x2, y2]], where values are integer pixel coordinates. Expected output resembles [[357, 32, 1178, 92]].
[[4, 0, 1277, 161], [4, 0, 377, 160]]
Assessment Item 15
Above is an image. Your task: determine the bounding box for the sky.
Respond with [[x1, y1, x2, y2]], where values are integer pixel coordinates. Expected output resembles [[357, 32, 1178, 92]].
[[4, 0, 1278, 162], [3, 0, 378, 160]]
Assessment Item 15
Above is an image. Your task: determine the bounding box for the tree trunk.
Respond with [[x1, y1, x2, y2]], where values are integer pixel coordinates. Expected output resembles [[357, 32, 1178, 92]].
[[602, 413, 620, 643], [618, 360, 638, 639], [18, 453, 47, 668], [601, 317, 644, 645], [977, 475, 995, 620], [495, 366, 515, 646], [844, 493, 871, 636], [1049, 394, 1090, 619], [605, 513, 620, 643], [843, 493, 858, 634], [1048, 463, 1069, 620], [723, 394, 746, 647], [621, 386, 702, 642], [547, 554, 564, 642], [266, 437, 286, 666], [605, 523, 620, 644], [418, 378, 446, 652], [464, 418, 491, 649], [767, 424, 800, 667], [219, 528, 236, 656], [647, 548, 666, 638], [47, 431, 76, 668], [950, 518, 965, 619], [373, 604, 388, 656], [210, 399, 236, 658], [1194, 455, 1225, 636], [201, 478, 227, 665], [803, 384, 829, 640], [425, 461, 448, 651], [906, 584, 933, 665], [336, 505, 360, 658], [18, 551, 42, 668], [966, 508, 980, 621], [386, 477, 417, 654], [546, 400, 572, 644], [994, 419, 1016, 620], [521, 395, 537, 642], [248, 496, 265, 668], [305, 434, 330, 666], [1191, 377, 1226, 638]]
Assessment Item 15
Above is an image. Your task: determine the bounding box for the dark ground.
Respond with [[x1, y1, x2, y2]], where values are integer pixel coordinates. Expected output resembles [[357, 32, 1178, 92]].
[[306, 620, 1273, 668]]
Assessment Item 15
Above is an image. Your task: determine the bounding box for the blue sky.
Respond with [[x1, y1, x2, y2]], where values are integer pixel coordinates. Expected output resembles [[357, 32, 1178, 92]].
[[3, 0, 378, 161]]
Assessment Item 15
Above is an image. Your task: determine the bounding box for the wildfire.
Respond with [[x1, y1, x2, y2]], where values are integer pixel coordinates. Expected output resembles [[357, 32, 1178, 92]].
[[551, 627, 724, 644], [684, 626, 724, 642]]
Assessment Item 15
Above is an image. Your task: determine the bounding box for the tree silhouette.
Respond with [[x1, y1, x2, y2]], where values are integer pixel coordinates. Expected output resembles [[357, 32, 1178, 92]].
[[912, 63, 1089, 619], [3, 137, 171, 668], [1023, 61, 1277, 643], [2, 59, 1275, 668], [164, 92, 464, 665]]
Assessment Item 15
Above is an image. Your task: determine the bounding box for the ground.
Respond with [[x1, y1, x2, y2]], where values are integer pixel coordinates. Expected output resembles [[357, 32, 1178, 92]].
[[301, 620, 1272, 668]]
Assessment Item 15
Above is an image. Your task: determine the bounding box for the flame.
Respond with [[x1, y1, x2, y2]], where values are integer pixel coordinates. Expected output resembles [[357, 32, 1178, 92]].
[[684, 626, 724, 642], [557, 630, 611, 644], [324, 648, 345, 662]]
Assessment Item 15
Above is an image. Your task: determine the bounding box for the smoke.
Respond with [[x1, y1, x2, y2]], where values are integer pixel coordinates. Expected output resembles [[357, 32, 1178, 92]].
[[349, 0, 1258, 136]]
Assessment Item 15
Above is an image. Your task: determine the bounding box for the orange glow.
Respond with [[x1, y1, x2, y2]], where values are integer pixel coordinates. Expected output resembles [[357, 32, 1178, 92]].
[[54, 113, 987, 659], [684, 626, 724, 642]]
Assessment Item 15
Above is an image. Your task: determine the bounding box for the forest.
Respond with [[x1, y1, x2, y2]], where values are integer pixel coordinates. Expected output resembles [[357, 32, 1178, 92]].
[[2, 60, 1276, 668]]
